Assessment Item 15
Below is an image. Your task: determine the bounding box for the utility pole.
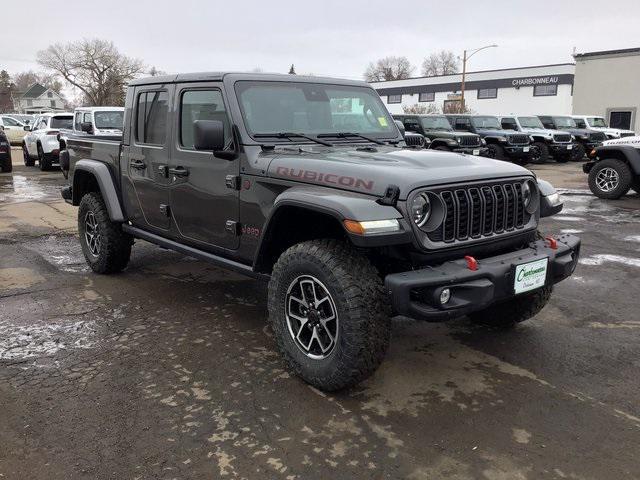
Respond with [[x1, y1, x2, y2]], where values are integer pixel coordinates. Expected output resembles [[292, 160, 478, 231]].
[[460, 44, 498, 112]]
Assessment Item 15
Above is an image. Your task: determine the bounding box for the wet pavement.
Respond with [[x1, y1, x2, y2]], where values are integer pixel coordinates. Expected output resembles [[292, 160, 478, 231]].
[[1, 149, 640, 479]]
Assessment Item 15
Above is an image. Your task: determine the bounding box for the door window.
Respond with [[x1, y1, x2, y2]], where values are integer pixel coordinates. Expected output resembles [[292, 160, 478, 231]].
[[609, 111, 632, 130], [136, 91, 169, 145], [454, 118, 471, 131], [74, 112, 82, 130], [501, 118, 517, 130], [2, 117, 20, 127], [179, 90, 230, 150], [403, 119, 421, 132]]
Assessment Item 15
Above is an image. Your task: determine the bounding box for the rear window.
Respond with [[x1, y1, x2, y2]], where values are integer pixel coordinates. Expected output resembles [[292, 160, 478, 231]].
[[51, 116, 73, 129]]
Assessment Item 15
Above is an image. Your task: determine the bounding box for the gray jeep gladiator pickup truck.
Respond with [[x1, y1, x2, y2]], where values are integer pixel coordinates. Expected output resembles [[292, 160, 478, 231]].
[[60, 73, 580, 391]]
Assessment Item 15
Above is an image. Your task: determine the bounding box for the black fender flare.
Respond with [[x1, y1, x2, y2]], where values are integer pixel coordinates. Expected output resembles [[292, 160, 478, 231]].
[[72, 159, 125, 222], [253, 185, 410, 268], [537, 179, 563, 218], [430, 137, 457, 148], [593, 145, 640, 175], [483, 136, 506, 145]]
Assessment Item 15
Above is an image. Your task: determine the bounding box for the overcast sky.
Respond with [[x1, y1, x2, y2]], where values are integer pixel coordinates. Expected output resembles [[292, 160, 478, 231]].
[[2, 0, 639, 82]]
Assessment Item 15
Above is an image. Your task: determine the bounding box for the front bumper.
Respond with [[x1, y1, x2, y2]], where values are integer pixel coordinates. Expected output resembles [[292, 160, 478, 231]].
[[453, 146, 489, 156], [549, 143, 573, 156], [504, 145, 531, 157], [385, 234, 580, 321]]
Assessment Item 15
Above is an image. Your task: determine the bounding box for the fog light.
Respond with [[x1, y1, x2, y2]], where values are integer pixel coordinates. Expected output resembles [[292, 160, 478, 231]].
[[440, 288, 451, 305]]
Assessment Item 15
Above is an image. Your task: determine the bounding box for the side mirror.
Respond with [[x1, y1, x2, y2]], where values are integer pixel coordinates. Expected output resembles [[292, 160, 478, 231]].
[[394, 120, 405, 137], [23, 125, 31, 131], [80, 122, 93, 133], [194, 120, 225, 151]]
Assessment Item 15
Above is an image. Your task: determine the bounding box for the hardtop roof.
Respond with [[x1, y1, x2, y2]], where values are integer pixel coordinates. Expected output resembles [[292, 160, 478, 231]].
[[129, 72, 370, 88]]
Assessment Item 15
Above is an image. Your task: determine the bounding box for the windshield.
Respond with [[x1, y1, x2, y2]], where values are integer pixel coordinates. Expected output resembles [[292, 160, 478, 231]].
[[51, 116, 73, 129], [420, 116, 453, 131], [518, 116, 544, 129], [552, 116, 577, 128], [235, 81, 396, 139], [471, 116, 502, 129], [588, 117, 608, 128], [94, 111, 124, 130]]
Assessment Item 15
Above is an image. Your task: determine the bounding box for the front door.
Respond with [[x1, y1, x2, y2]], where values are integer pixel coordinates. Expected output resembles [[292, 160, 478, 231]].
[[168, 84, 240, 251], [122, 86, 172, 232]]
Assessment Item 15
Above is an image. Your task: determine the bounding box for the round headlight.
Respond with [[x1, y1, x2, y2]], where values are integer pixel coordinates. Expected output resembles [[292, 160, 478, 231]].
[[410, 193, 431, 227], [522, 180, 539, 214]]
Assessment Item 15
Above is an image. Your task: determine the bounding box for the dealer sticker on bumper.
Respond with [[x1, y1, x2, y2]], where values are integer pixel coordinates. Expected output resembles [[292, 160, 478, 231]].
[[473, 149, 480, 155], [523, 146, 530, 152], [567, 144, 573, 150], [514, 258, 548, 294]]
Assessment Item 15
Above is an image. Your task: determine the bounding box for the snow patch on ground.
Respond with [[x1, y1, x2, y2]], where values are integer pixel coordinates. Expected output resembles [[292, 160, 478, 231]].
[[579, 254, 640, 268]]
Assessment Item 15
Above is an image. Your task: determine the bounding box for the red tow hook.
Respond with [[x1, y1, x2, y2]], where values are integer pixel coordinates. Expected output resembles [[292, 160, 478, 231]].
[[464, 255, 478, 271], [545, 236, 558, 250]]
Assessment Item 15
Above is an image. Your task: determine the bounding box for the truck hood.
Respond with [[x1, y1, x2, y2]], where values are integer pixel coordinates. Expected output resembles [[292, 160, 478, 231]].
[[591, 126, 635, 136], [267, 146, 531, 199], [520, 127, 569, 137], [424, 130, 476, 139], [475, 128, 509, 138]]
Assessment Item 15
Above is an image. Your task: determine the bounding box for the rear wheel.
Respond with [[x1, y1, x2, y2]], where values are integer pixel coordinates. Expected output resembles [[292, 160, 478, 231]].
[[37, 143, 51, 171], [531, 141, 549, 163], [78, 192, 132, 273], [486, 143, 505, 160], [588, 159, 633, 199], [469, 286, 552, 329], [570, 143, 586, 161], [0, 155, 11, 173], [268, 239, 391, 391], [23, 143, 35, 166]]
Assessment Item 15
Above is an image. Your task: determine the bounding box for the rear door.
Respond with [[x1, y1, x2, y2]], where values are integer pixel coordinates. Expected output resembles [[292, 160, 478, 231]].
[[121, 86, 172, 232], [168, 83, 240, 250], [1, 116, 24, 143]]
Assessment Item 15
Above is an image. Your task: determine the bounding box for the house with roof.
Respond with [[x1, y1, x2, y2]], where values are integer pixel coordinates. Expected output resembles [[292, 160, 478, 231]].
[[13, 83, 65, 114]]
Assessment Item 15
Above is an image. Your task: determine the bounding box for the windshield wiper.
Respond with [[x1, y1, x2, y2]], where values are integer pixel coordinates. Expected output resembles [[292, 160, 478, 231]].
[[254, 132, 333, 147], [317, 132, 385, 145]]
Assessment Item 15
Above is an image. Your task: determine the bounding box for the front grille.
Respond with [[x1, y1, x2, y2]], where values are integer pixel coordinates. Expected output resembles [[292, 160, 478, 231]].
[[404, 134, 426, 148], [508, 134, 530, 145], [621, 132, 635, 138], [426, 180, 532, 244], [553, 134, 571, 143], [589, 131, 607, 142], [459, 135, 481, 147]]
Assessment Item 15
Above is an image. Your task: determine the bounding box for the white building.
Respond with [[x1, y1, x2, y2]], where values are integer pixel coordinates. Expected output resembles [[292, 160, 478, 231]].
[[13, 83, 66, 114], [371, 63, 575, 116], [573, 47, 640, 133]]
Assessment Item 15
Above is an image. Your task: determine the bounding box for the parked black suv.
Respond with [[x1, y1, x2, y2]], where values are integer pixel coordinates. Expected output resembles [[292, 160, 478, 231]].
[[393, 114, 487, 156], [499, 116, 573, 164], [0, 130, 11, 172], [538, 115, 607, 161], [446, 114, 532, 165], [60, 72, 580, 391]]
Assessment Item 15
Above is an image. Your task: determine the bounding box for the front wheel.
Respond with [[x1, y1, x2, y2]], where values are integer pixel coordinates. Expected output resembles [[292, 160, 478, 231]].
[[531, 141, 549, 164], [268, 239, 390, 391], [469, 286, 552, 329], [486, 143, 505, 160], [78, 192, 133, 273], [588, 159, 633, 199], [0, 155, 11, 173]]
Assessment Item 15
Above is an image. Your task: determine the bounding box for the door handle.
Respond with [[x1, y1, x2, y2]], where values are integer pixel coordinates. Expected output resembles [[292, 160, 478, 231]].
[[168, 166, 189, 177], [130, 160, 146, 170]]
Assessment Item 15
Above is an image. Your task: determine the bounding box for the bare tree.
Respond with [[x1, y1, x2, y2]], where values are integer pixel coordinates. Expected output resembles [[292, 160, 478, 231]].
[[421, 50, 459, 77], [12, 70, 64, 94], [403, 103, 440, 114], [37, 39, 145, 106], [364, 56, 415, 82], [288, 64, 297, 75]]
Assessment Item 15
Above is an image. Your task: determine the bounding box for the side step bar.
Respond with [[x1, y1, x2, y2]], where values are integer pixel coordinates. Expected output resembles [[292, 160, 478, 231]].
[[122, 224, 267, 280]]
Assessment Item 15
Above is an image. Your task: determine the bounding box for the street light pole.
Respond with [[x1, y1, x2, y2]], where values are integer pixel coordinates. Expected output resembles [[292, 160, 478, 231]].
[[459, 44, 498, 112]]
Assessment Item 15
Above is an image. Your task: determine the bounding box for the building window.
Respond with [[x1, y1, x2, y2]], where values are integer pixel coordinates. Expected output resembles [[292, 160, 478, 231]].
[[135, 91, 169, 145], [50, 100, 56, 108], [533, 84, 557, 97], [477, 88, 497, 99], [418, 92, 434, 102], [47, 91, 53, 98], [387, 94, 402, 104], [609, 111, 633, 130], [27, 99, 33, 107]]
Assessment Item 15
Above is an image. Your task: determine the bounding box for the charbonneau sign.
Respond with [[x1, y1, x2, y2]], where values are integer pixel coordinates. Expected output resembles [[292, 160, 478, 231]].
[[375, 73, 574, 96], [512, 76, 559, 86]]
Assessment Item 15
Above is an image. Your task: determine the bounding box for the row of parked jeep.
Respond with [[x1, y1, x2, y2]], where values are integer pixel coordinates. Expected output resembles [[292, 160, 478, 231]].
[[393, 113, 627, 166]]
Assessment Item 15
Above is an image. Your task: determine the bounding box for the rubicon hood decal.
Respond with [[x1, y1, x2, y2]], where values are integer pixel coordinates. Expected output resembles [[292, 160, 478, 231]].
[[276, 167, 375, 191]]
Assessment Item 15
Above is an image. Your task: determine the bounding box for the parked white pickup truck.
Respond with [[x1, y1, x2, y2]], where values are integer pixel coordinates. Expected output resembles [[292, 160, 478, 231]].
[[572, 115, 635, 140], [69, 107, 124, 136]]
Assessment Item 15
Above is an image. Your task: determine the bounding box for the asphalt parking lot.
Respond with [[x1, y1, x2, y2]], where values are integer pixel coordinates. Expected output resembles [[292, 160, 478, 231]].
[[1, 149, 640, 480]]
